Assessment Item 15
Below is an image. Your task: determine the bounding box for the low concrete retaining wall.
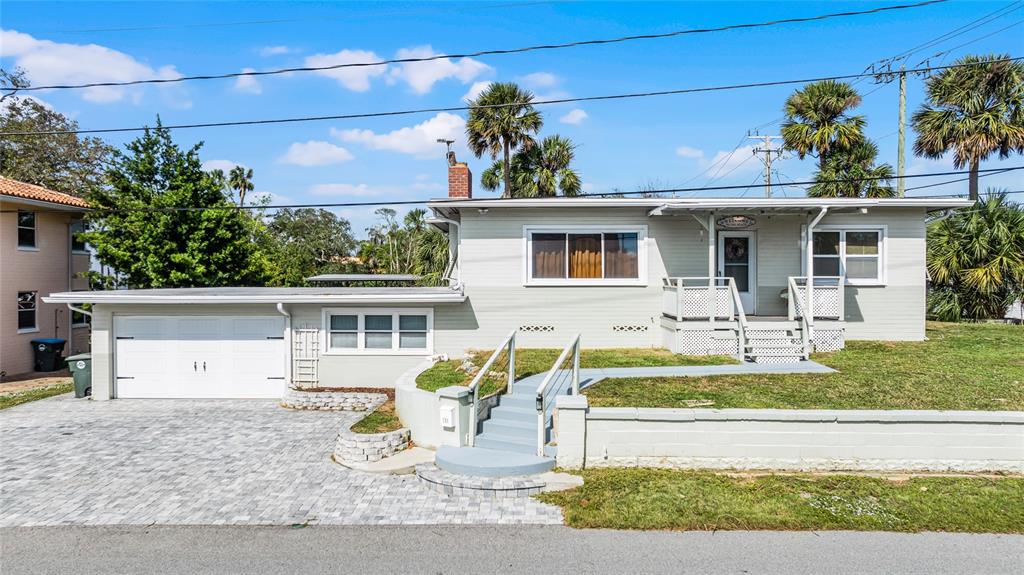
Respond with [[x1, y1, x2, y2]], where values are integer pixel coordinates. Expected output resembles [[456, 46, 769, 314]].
[[334, 426, 411, 464], [555, 396, 1024, 473], [281, 387, 388, 411], [394, 360, 443, 448]]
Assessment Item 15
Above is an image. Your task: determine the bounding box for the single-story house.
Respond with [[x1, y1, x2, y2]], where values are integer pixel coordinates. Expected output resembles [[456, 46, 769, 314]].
[[2, 177, 92, 377], [44, 159, 970, 399]]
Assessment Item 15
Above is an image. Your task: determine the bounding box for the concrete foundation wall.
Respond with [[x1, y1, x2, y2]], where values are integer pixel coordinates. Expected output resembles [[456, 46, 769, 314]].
[[555, 398, 1024, 473]]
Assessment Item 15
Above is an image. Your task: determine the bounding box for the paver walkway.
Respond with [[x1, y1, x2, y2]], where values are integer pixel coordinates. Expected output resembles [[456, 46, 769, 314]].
[[0, 395, 562, 527]]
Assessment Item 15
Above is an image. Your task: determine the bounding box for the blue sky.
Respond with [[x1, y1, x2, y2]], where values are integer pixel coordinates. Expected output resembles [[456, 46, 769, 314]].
[[2, 1, 1021, 235]]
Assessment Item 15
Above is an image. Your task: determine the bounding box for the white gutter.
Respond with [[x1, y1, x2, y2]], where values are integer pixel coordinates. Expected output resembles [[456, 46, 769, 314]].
[[276, 303, 293, 389], [42, 292, 468, 305], [427, 216, 462, 290], [66, 303, 92, 318]]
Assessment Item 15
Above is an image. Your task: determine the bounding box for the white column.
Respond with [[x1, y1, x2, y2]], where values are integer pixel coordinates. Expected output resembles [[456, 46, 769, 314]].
[[707, 212, 716, 322]]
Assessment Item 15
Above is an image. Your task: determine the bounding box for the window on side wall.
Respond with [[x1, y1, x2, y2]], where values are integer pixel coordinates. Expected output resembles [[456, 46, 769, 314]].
[[809, 227, 885, 285], [322, 309, 432, 355], [17, 291, 37, 332], [71, 220, 88, 253], [71, 309, 92, 328], [17, 211, 36, 249], [525, 227, 645, 286]]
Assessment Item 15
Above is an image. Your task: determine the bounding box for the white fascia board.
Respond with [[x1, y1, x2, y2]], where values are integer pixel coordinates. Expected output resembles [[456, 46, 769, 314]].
[[41, 292, 467, 305], [427, 197, 974, 210]]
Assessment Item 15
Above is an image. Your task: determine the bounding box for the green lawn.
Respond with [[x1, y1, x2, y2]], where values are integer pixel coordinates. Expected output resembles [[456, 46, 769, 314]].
[[0, 382, 73, 410], [584, 322, 1024, 411], [350, 399, 404, 434], [538, 468, 1024, 533], [416, 348, 735, 398]]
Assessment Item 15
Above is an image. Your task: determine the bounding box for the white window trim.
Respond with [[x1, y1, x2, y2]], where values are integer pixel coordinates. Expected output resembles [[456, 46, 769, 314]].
[[522, 224, 648, 287], [320, 307, 434, 356], [800, 224, 888, 286], [17, 291, 38, 333], [17, 210, 37, 250]]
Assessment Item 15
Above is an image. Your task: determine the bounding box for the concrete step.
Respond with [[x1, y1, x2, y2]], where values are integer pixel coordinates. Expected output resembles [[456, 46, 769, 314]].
[[432, 447, 555, 478], [497, 393, 535, 410], [487, 405, 537, 422], [480, 419, 535, 440], [474, 434, 537, 455]]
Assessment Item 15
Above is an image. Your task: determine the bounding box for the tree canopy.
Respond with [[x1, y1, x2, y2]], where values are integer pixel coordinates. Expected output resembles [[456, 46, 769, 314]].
[[82, 121, 271, 288], [781, 80, 866, 172], [808, 140, 895, 198], [265, 208, 357, 286], [466, 82, 543, 198], [481, 134, 582, 197]]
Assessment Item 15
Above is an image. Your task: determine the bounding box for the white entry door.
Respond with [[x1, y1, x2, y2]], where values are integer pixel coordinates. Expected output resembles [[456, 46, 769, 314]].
[[718, 231, 756, 314], [114, 315, 286, 398]]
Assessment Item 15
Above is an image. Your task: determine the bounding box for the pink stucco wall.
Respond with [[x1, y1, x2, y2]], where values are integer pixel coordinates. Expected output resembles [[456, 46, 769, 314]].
[[0, 198, 91, 377]]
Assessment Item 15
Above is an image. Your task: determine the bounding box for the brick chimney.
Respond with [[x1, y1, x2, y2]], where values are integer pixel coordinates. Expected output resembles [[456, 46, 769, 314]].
[[447, 153, 472, 199]]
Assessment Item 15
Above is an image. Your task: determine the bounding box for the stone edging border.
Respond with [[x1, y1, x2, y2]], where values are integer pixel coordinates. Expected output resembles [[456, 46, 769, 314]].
[[334, 425, 411, 464], [415, 463, 546, 498], [281, 387, 389, 412]]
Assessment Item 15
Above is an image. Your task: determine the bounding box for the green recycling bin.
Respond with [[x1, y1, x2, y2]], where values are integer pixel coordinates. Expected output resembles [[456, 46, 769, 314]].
[[66, 353, 92, 398], [30, 338, 66, 372]]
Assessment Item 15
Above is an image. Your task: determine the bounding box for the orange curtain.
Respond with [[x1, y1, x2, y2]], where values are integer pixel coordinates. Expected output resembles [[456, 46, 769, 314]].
[[569, 234, 602, 278]]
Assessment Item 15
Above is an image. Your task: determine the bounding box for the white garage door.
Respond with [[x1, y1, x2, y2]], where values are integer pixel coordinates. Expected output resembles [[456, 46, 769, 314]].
[[114, 315, 286, 398]]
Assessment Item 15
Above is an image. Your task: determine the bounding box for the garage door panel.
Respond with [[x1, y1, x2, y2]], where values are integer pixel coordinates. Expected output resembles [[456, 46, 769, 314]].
[[115, 315, 285, 399]]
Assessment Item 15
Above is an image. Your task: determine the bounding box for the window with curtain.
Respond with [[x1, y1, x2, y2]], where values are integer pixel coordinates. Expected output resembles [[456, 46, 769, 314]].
[[527, 229, 642, 283], [810, 228, 884, 284]]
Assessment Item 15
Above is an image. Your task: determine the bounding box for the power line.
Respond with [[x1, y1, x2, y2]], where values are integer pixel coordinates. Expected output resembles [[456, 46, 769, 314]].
[[928, 19, 1024, 63], [4, 166, 1018, 215], [904, 166, 1018, 191], [6, 58, 1019, 138], [7, 0, 948, 93], [889, 0, 1022, 62]]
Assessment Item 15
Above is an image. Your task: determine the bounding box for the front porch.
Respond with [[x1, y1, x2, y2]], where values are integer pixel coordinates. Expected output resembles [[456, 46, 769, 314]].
[[660, 276, 846, 363]]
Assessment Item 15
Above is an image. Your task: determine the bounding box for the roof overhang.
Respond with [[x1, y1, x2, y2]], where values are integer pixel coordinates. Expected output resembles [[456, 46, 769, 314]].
[[0, 194, 89, 212], [428, 197, 974, 212], [42, 287, 466, 305]]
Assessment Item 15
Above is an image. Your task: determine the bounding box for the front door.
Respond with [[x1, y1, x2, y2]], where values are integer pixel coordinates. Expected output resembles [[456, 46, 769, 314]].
[[718, 231, 756, 314]]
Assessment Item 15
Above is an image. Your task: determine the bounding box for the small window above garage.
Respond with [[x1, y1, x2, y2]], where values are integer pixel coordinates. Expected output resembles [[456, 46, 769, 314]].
[[322, 308, 433, 355]]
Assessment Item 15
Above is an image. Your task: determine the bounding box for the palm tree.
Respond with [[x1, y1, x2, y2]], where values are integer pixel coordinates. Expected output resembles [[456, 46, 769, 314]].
[[229, 166, 254, 206], [481, 135, 582, 197], [808, 140, 895, 198], [927, 191, 1024, 321], [781, 80, 866, 172], [912, 54, 1024, 201], [466, 82, 543, 198]]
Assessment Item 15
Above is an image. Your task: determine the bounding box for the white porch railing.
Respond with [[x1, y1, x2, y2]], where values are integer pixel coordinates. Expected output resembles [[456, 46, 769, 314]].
[[787, 276, 845, 321], [662, 277, 737, 321], [467, 330, 517, 447], [535, 334, 581, 457]]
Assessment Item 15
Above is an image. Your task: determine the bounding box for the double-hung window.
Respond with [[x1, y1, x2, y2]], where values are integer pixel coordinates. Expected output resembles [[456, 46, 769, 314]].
[[17, 211, 36, 249], [17, 291, 37, 332], [323, 309, 432, 354], [70, 220, 88, 253], [807, 226, 885, 285], [525, 226, 646, 286]]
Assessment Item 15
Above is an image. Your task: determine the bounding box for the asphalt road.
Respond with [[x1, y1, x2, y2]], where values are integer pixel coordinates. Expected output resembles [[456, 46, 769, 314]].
[[2, 526, 1022, 574]]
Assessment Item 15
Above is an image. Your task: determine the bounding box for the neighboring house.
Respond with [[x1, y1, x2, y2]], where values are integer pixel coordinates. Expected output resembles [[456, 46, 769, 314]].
[[44, 159, 970, 400], [1, 177, 91, 377]]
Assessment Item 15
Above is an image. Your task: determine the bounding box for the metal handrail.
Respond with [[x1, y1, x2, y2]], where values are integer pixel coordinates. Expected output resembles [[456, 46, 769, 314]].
[[788, 276, 812, 359], [534, 334, 581, 456], [467, 330, 516, 447], [725, 277, 747, 359]]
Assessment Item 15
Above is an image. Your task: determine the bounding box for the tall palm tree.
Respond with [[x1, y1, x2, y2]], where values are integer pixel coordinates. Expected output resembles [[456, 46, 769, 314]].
[[912, 54, 1024, 201], [781, 80, 865, 172], [809, 140, 895, 198], [228, 166, 254, 206], [481, 135, 582, 197], [466, 82, 543, 198], [927, 191, 1024, 320]]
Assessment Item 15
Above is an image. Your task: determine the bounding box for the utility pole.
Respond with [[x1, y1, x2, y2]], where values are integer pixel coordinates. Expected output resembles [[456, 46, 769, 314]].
[[897, 66, 906, 197], [748, 133, 785, 198]]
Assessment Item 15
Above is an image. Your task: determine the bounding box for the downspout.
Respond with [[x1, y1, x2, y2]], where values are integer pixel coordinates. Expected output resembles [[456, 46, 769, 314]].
[[428, 216, 462, 290], [275, 303, 292, 388], [805, 207, 829, 342]]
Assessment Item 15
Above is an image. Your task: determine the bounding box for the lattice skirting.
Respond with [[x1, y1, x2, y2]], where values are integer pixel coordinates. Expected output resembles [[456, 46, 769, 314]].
[[813, 329, 845, 352], [751, 355, 804, 364], [678, 330, 739, 356]]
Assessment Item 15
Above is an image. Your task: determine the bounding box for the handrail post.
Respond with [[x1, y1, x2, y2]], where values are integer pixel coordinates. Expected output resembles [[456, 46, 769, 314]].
[[507, 332, 516, 393], [838, 275, 845, 320], [572, 338, 580, 395], [469, 387, 478, 447]]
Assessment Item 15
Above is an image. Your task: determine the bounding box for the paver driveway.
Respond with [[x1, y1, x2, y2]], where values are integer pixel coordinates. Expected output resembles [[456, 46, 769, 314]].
[[0, 395, 561, 526]]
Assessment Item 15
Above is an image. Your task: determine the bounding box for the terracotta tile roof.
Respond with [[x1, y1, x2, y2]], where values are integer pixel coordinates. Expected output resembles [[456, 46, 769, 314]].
[[0, 176, 89, 209]]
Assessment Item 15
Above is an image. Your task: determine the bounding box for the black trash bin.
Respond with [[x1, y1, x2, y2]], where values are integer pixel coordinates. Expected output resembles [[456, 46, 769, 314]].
[[30, 338, 66, 372]]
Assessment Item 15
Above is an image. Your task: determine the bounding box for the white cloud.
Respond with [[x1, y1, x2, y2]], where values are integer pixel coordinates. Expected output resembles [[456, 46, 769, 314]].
[[233, 68, 261, 94], [676, 146, 704, 159], [1, 29, 183, 104], [387, 45, 491, 94], [332, 112, 465, 159], [559, 108, 588, 125], [277, 140, 354, 166], [518, 72, 559, 88], [259, 45, 292, 57], [309, 183, 393, 197], [202, 159, 245, 173], [462, 80, 492, 102], [304, 49, 387, 92]]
